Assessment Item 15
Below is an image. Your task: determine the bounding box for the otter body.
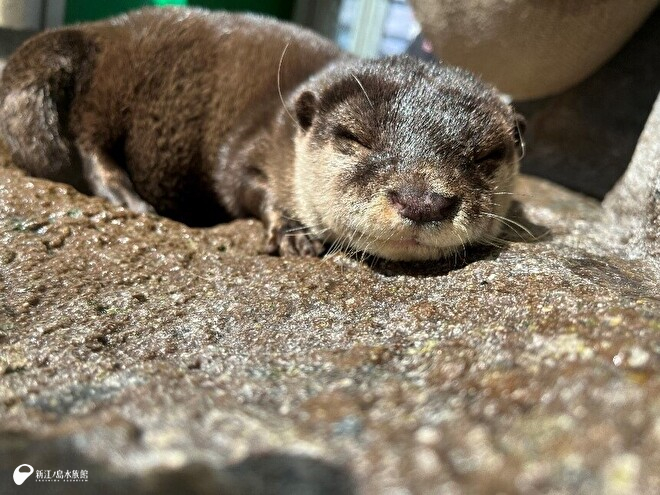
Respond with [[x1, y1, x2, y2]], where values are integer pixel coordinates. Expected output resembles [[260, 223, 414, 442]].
[[0, 7, 523, 261]]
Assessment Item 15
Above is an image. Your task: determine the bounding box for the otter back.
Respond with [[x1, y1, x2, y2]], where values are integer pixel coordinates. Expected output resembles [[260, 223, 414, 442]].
[[0, 29, 95, 193], [0, 8, 342, 225]]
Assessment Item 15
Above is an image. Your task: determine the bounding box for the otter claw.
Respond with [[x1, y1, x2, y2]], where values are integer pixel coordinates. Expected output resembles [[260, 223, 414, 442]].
[[125, 197, 156, 215], [265, 219, 324, 257]]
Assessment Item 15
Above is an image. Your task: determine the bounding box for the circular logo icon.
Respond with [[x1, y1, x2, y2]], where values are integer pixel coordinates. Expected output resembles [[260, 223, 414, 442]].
[[13, 464, 34, 485]]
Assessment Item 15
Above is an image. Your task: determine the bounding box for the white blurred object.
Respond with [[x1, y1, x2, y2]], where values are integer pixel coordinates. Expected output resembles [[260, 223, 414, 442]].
[[336, 0, 419, 57], [0, 0, 65, 30], [379, 0, 419, 55], [0, 0, 42, 29]]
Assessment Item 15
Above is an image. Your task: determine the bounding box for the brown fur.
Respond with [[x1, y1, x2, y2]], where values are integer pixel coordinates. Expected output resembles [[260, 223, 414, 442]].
[[0, 7, 523, 261]]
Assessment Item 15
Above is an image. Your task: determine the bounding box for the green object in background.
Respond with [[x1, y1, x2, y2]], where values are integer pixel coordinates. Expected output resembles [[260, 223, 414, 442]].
[[193, 0, 295, 20], [65, 0, 295, 24], [65, 1, 185, 24]]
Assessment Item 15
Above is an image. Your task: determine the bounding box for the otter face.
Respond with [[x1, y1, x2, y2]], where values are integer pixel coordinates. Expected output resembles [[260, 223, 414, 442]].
[[292, 56, 524, 261]]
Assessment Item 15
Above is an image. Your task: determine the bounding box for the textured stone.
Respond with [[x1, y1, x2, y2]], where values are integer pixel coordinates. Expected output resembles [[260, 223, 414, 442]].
[[603, 94, 660, 258], [0, 106, 659, 494]]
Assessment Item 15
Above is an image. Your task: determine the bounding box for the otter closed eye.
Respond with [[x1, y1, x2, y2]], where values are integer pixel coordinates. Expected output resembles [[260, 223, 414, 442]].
[[334, 127, 370, 149], [476, 145, 508, 164], [0, 7, 524, 262]]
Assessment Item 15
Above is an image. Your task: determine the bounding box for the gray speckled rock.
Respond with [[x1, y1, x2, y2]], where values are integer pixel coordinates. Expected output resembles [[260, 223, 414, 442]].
[[0, 105, 659, 494], [604, 95, 660, 258]]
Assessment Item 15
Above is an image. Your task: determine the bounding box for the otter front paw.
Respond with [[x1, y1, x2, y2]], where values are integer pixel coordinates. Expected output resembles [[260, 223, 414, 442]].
[[264, 217, 325, 257], [123, 195, 156, 215]]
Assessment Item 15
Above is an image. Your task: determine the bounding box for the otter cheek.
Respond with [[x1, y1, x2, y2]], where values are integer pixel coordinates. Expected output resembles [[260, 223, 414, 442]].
[[300, 144, 358, 239], [292, 143, 327, 231], [369, 193, 401, 230]]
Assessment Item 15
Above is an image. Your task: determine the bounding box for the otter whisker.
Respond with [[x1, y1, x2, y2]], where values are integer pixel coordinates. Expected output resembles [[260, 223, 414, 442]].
[[515, 119, 526, 159], [450, 232, 463, 265], [283, 224, 326, 234], [351, 73, 374, 109], [277, 42, 299, 128], [483, 199, 503, 209], [458, 224, 471, 259], [481, 216, 528, 240], [477, 231, 508, 248], [481, 212, 535, 240]]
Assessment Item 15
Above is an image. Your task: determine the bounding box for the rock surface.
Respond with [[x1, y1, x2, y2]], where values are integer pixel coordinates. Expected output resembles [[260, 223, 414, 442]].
[[603, 95, 660, 258], [1, 103, 659, 494]]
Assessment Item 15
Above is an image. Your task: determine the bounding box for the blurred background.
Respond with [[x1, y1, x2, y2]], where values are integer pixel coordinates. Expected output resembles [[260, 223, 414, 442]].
[[0, 0, 658, 198], [0, 0, 419, 58]]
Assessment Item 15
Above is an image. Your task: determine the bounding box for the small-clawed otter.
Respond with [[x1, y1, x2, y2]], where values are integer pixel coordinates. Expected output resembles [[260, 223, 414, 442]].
[[0, 7, 524, 261]]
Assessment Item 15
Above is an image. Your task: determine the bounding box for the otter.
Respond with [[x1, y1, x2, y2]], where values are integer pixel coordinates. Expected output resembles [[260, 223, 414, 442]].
[[0, 7, 524, 261]]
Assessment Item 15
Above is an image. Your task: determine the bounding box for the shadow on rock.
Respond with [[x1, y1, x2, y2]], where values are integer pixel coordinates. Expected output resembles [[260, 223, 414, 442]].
[[0, 432, 356, 495], [218, 452, 356, 495], [497, 200, 552, 243]]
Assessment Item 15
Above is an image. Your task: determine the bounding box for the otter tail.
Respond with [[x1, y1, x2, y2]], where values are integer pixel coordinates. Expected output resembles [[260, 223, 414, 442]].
[[0, 29, 94, 191]]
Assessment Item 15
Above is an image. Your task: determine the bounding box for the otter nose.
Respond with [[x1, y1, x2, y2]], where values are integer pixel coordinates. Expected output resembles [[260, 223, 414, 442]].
[[388, 189, 459, 223]]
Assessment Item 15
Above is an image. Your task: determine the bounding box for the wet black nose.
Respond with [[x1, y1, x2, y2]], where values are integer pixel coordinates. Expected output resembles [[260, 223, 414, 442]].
[[388, 189, 459, 223]]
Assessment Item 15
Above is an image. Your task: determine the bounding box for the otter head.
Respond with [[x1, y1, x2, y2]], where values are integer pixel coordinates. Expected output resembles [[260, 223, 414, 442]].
[[292, 56, 524, 261]]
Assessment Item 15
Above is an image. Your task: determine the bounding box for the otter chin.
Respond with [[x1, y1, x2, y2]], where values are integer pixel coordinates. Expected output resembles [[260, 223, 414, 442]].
[[0, 8, 523, 262]]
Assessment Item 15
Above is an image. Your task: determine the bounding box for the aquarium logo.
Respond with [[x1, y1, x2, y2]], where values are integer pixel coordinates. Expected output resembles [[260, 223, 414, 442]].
[[12, 465, 89, 484], [13, 464, 34, 485]]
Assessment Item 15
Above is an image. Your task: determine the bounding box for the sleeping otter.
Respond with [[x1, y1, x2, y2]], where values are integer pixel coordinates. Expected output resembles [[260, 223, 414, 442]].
[[0, 7, 524, 261]]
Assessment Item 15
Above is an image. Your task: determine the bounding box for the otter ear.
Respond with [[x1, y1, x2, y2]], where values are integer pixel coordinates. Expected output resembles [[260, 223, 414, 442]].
[[295, 91, 317, 131], [513, 112, 526, 158]]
